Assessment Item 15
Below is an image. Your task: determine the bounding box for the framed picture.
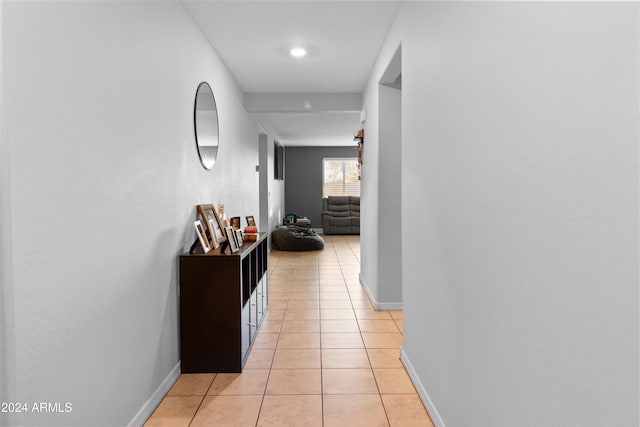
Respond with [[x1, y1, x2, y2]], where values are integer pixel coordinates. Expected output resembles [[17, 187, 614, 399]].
[[207, 219, 219, 248], [230, 216, 241, 230], [246, 216, 256, 227], [197, 204, 226, 246], [234, 229, 244, 248], [224, 226, 239, 253], [194, 220, 212, 253]]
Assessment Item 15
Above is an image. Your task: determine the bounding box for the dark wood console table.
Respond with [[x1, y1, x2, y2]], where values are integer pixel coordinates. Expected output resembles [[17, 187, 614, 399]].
[[179, 232, 268, 373]]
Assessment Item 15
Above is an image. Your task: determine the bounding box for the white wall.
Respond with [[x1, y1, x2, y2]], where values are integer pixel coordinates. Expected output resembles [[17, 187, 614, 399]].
[[359, 91, 380, 305], [360, 44, 403, 309], [2, 1, 260, 425], [376, 83, 402, 307], [0, 2, 16, 425], [366, 2, 639, 426]]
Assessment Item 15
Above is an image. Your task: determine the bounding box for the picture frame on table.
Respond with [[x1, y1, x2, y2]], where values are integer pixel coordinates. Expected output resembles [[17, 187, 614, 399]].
[[207, 219, 220, 248], [197, 204, 226, 247], [230, 216, 241, 230], [224, 226, 239, 253], [246, 216, 256, 227], [234, 229, 244, 248], [194, 220, 212, 253]]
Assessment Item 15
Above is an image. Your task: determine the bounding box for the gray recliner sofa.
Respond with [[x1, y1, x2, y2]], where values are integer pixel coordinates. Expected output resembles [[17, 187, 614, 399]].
[[321, 196, 360, 235]]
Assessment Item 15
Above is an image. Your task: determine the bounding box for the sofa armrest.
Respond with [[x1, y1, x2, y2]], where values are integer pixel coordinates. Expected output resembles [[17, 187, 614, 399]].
[[321, 212, 330, 232]]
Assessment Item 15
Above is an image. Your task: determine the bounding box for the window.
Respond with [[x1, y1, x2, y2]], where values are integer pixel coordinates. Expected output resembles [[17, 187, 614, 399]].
[[323, 158, 360, 198]]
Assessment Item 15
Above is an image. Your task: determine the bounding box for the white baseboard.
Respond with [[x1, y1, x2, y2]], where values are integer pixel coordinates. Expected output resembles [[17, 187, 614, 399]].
[[378, 301, 403, 310], [359, 273, 402, 311], [358, 272, 377, 307], [128, 361, 181, 427], [400, 348, 446, 427]]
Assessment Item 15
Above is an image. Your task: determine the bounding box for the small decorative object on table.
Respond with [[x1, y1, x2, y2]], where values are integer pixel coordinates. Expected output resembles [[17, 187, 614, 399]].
[[244, 225, 258, 242], [246, 216, 256, 227], [218, 202, 230, 227]]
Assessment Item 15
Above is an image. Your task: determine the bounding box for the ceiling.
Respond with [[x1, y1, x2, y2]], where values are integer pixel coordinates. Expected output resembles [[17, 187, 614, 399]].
[[181, 0, 402, 146]]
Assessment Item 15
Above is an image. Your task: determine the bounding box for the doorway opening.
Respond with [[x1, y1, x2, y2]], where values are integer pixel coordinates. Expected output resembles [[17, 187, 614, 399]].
[[376, 44, 402, 309]]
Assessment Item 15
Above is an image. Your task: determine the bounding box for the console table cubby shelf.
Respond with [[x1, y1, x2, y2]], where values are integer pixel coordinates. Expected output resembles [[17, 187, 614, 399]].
[[179, 232, 268, 373]]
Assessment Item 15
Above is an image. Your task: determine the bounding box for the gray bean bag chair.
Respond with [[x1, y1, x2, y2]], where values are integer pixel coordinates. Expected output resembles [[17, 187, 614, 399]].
[[271, 225, 325, 251]]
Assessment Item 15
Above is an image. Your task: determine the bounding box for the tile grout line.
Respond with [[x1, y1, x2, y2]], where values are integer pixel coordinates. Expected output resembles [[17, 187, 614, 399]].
[[347, 238, 393, 426], [186, 382, 211, 427], [254, 279, 283, 427], [319, 250, 325, 426]]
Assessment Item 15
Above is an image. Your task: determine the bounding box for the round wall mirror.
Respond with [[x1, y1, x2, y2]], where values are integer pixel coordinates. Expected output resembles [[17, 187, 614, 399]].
[[193, 82, 219, 170]]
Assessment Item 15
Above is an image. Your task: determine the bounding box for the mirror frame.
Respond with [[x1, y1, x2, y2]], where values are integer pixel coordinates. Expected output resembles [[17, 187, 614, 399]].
[[193, 81, 219, 170]]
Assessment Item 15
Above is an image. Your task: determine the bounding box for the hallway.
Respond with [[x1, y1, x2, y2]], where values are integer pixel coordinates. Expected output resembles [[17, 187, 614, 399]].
[[144, 235, 433, 426]]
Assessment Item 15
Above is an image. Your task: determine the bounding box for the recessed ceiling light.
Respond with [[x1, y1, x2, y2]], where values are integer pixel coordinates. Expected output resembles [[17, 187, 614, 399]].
[[290, 47, 307, 58]]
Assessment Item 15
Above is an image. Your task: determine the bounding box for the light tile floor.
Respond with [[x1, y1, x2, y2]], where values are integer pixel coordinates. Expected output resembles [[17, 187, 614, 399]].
[[144, 235, 434, 427]]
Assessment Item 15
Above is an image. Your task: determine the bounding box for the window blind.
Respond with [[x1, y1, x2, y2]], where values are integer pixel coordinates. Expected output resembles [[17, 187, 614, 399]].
[[323, 158, 360, 198]]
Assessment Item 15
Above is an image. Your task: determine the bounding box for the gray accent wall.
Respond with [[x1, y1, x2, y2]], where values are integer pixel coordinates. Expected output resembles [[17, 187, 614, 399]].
[[285, 146, 359, 227]]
